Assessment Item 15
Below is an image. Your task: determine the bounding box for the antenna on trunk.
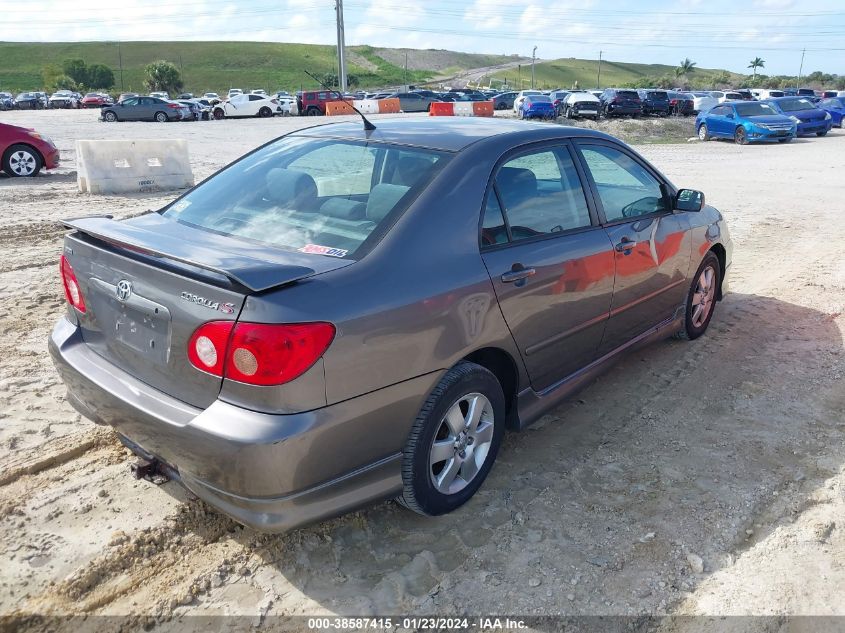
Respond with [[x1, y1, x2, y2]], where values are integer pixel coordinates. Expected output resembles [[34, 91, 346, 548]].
[[304, 70, 376, 131]]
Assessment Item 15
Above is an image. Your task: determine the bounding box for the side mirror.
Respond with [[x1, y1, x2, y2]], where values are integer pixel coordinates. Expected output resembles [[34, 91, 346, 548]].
[[676, 189, 705, 212]]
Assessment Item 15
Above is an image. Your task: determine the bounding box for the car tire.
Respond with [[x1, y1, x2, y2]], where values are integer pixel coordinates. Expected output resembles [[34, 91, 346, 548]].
[[307, 107, 320, 116], [2, 144, 43, 177], [778, 137, 792, 143], [734, 126, 748, 145], [675, 252, 721, 341], [399, 361, 506, 517], [103, 111, 118, 122], [698, 123, 710, 141], [816, 130, 828, 137], [213, 108, 224, 120], [258, 106, 272, 118], [154, 111, 168, 123]]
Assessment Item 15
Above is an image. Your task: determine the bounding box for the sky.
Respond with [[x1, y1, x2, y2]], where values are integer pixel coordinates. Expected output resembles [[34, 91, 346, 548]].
[[2, 0, 844, 76]]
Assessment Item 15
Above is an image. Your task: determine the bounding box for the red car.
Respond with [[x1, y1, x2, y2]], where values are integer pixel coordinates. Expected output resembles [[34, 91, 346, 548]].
[[81, 92, 108, 108], [0, 123, 60, 177]]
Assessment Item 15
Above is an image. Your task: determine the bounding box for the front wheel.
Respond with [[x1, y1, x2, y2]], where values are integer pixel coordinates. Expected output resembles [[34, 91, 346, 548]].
[[698, 123, 710, 141], [2, 144, 43, 177], [103, 111, 117, 122], [399, 362, 505, 517], [213, 108, 224, 120], [816, 130, 828, 137], [154, 111, 168, 123], [675, 252, 720, 341], [778, 137, 792, 143]]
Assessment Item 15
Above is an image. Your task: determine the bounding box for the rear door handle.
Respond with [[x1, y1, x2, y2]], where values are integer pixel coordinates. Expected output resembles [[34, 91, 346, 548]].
[[615, 238, 637, 252], [501, 267, 536, 283]]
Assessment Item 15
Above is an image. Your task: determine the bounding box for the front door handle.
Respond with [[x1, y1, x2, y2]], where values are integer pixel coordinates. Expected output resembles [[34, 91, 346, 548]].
[[615, 238, 637, 253], [501, 266, 536, 283]]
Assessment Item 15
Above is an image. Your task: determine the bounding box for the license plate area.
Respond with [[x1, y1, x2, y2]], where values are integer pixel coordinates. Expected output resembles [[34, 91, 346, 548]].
[[88, 277, 172, 365]]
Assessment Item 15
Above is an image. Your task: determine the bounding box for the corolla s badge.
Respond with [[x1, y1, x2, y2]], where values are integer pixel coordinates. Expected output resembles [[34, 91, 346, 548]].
[[181, 291, 236, 314], [115, 280, 132, 302]]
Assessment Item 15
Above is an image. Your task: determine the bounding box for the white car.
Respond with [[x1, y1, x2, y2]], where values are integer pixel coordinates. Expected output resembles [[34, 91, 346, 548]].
[[274, 93, 297, 115], [690, 91, 719, 113], [561, 91, 600, 119], [513, 90, 543, 113], [203, 92, 220, 100], [250, 89, 267, 96], [49, 90, 79, 108], [212, 93, 284, 119], [227, 88, 243, 99], [149, 91, 169, 100]]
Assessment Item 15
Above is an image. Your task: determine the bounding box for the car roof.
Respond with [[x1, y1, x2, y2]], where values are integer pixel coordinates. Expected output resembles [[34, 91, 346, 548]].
[[291, 117, 620, 152]]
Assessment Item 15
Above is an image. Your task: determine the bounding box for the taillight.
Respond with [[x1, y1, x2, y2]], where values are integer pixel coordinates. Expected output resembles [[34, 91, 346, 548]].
[[167, 103, 181, 109], [187, 321, 234, 376], [60, 255, 86, 313], [187, 321, 335, 386]]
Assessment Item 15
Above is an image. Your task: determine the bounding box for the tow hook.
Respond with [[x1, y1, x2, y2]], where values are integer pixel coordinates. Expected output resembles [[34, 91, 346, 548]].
[[130, 458, 170, 485]]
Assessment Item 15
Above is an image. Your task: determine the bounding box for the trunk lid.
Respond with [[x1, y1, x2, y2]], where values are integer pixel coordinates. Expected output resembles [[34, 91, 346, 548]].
[[63, 214, 351, 408]]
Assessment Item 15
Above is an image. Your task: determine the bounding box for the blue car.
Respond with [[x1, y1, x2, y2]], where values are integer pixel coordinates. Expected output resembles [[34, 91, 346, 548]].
[[695, 101, 797, 145], [519, 95, 556, 120], [762, 96, 832, 137], [817, 97, 845, 128]]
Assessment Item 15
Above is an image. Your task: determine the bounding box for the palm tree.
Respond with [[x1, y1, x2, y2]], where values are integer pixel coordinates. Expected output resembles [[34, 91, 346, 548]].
[[748, 57, 765, 79], [678, 58, 697, 75]]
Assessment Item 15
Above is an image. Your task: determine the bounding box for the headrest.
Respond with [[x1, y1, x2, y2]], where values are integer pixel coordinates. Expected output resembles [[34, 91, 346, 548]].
[[393, 156, 432, 187], [366, 184, 409, 222], [265, 168, 318, 206], [320, 198, 366, 220]]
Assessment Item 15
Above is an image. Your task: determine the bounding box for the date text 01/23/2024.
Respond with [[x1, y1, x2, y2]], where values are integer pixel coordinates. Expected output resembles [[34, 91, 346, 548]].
[[306, 617, 528, 630]]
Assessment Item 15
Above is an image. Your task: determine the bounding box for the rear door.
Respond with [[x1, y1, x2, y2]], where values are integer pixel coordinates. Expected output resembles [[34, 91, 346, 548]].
[[574, 141, 691, 355], [480, 143, 615, 391]]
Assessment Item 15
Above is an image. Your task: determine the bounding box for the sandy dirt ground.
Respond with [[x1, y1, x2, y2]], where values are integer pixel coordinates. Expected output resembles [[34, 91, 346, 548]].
[[0, 109, 843, 630]]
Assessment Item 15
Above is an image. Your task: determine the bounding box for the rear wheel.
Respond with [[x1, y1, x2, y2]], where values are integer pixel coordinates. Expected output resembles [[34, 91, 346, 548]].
[[734, 126, 748, 145], [306, 107, 320, 116], [698, 123, 710, 141], [154, 111, 168, 123], [258, 106, 272, 118], [2, 144, 43, 177], [675, 252, 720, 341], [399, 362, 505, 517]]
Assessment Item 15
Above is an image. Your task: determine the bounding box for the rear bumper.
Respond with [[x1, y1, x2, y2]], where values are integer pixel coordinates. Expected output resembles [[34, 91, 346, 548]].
[[605, 104, 641, 115], [48, 317, 433, 532]]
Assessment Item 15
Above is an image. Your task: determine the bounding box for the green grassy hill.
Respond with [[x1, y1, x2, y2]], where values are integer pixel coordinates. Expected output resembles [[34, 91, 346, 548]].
[[490, 57, 743, 90], [0, 41, 742, 95]]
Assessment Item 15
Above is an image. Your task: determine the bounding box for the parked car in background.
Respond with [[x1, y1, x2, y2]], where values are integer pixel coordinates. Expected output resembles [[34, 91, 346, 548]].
[[274, 93, 297, 115], [387, 92, 440, 112], [193, 99, 216, 120], [668, 91, 694, 116], [513, 90, 543, 113], [599, 88, 642, 117], [250, 89, 268, 96], [0, 92, 14, 110], [48, 118, 731, 532], [763, 96, 832, 137], [519, 94, 556, 120], [696, 101, 796, 144], [15, 92, 44, 110], [734, 89, 755, 101], [213, 93, 283, 119], [796, 88, 815, 97], [637, 89, 671, 116], [296, 90, 337, 116], [561, 91, 600, 119], [117, 93, 139, 103], [81, 92, 108, 108], [177, 100, 203, 121], [548, 90, 570, 115], [816, 97, 845, 127], [49, 91, 79, 108], [149, 91, 170, 100], [412, 89, 440, 100], [0, 122, 59, 177], [690, 91, 718, 113], [227, 89, 243, 99], [492, 91, 517, 110], [177, 93, 194, 100], [752, 89, 785, 100], [203, 92, 220, 101], [101, 96, 187, 122], [721, 91, 744, 102]]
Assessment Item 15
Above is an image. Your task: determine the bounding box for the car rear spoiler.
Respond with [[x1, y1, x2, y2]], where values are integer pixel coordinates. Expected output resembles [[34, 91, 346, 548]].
[[61, 215, 321, 293]]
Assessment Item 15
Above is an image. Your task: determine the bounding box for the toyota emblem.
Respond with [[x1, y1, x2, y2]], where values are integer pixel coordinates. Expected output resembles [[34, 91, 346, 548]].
[[116, 280, 132, 302]]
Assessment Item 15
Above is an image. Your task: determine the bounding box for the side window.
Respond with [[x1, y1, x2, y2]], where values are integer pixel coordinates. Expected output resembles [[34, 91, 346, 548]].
[[481, 194, 508, 247], [492, 147, 591, 241], [122, 98, 138, 106], [382, 149, 439, 188], [248, 94, 262, 101], [579, 145, 667, 222], [289, 143, 376, 196]]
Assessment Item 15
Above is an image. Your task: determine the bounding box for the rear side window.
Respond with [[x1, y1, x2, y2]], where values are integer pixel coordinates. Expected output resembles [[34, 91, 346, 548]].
[[163, 137, 449, 258], [483, 147, 591, 245], [579, 145, 667, 222]]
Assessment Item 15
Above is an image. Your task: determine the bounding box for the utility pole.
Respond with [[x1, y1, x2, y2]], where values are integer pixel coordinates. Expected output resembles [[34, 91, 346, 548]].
[[335, 0, 347, 92], [118, 41, 124, 91], [597, 50, 602, 89], [404, 50, 408, 88], [531, 46, 537, 89], [518, 64, 521, 88], [797, 48, 805, 87]]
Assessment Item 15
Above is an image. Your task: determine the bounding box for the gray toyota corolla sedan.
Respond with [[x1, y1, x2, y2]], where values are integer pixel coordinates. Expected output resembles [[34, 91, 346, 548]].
[[50, 118, 732, 532]]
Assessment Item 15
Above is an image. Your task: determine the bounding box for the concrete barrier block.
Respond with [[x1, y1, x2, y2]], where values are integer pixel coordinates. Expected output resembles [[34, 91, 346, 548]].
[[76, 139, 194, 195]]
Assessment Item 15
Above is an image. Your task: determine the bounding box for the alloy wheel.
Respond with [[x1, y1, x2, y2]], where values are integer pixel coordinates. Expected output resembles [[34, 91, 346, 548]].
[[9, 150, 37, 176], [691, 265, 716, 328], [428, 393, 495, 495]]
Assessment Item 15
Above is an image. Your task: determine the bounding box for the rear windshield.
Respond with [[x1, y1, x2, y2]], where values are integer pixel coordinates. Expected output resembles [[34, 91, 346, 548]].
[[648, 91, 668, 99], [163, 137, 449, 258], [618, 91, 639, 99], [735, 103, 777, 117], [528, 96, 552, 103], [777, 98, 814, 112], [768, 91, 785, 97]]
